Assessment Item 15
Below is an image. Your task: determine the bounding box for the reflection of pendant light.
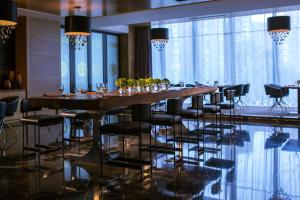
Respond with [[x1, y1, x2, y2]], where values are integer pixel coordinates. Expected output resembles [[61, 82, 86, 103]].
[[65, 6, 91, 50], [267, 16, 291, 45], [0, 0, 17, 44], [151, 28, 169, 52]]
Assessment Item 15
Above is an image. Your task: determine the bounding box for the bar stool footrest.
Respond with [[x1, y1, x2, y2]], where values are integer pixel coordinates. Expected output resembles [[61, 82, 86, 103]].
[[142, 145, 181, 155]]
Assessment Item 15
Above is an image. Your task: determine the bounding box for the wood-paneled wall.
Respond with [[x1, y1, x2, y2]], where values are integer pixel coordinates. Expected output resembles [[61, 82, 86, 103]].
[[16, 16, 61, 97]]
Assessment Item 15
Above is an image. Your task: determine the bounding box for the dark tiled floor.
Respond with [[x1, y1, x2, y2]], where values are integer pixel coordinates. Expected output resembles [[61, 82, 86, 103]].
[[0, 120, 300, 200]]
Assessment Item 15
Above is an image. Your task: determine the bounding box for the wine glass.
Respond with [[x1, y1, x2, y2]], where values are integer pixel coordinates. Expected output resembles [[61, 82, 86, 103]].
[[58, 85, 64, 97], [102, 83, 108, 94], [96, 83, 103, 95], [179, 80, 184, 87]]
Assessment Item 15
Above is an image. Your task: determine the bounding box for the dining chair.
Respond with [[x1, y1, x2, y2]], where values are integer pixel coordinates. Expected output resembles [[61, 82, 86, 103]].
[[20, 98, 64, 166], [0, 96, 18, 157]]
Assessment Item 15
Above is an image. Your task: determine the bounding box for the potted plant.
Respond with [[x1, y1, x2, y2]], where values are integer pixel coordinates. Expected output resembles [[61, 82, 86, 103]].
[[115, 78, 127, 94], [137, 79, 146, 92], [145, 78, 154, 92], [127, 79, 136, 93], [161, 78, 170, 90], [153, 78, 162, 91]]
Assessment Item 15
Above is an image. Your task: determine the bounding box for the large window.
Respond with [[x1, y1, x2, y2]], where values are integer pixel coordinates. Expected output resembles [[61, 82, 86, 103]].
[[61, 29, 70, 93], [61, 30, 118, 92], [153, 10, 300, 106]]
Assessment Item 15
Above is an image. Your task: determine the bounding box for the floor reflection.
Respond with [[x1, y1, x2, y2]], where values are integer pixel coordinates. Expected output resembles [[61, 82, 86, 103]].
[[0, 123, 300, 200]]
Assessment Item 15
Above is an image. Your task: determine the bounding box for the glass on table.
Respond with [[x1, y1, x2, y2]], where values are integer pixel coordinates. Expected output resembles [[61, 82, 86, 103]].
[[58, 84, 64, 97], [102, 83, 108, 93], [179, 80, 185, 87], [96, 83, 103, 95]]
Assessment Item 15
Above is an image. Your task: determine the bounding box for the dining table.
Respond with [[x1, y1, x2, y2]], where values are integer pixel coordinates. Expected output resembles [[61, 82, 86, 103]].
[[30, 86, 217, 165]]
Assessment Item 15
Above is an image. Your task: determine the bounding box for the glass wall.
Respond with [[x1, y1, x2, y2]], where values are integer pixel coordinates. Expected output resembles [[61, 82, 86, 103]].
[[152, 10, 300, 106], [107, 35, 119, 91], [60, 29, 70, 93], [61, 30, 118, 92], [91, 33, 104, 91], [75, 45, 88, 90]]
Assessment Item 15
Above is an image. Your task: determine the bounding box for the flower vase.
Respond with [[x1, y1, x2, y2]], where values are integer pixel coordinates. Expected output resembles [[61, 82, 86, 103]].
[[9, 71, 14, 88], [16, 74, 22, 89]]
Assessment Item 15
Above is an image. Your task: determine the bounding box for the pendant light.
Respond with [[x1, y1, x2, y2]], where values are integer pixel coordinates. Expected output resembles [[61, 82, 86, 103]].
[[267, 16, 291, 45], [65, 6, 91, 50], [0, 0, 17, 44], [151, 28, 169, 52]]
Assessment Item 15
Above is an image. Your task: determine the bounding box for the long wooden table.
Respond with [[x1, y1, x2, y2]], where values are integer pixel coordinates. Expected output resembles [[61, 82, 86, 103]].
[[30, 87, 217, 164]]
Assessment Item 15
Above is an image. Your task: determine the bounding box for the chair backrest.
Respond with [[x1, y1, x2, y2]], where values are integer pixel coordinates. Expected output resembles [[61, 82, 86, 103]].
[[210, 92, 222, 104], [243, 84, 250, 94], [191, 94, 204, 109], [0, 96, 19, 117], [0, 102, 7, 121], [166, 98, 182, 115], [234, 84, 244, 96], [20, 98, 42, 114], [225, 90, 235, 101], [264, 84, 271, 95], [265, 85, 283, 98], [131, 104, 152, 122], [224, 84, 243, 97]]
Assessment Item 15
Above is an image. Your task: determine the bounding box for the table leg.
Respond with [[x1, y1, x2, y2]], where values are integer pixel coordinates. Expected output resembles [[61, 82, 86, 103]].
[[76, 113, 102, 164]]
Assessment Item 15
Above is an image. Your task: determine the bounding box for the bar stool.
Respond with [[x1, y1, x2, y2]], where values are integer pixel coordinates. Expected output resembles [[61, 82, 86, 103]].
[[20, 99, 65, 167], [59, 110, 91, 143], [99, 104, 152, 186], [0, 96, 19, 157], [150, 98, 183, 166]]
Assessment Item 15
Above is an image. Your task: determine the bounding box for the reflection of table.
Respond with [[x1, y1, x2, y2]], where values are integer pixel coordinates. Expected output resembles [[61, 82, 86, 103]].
[[30, 87, 217, 165], [284, 85, 300, 114]]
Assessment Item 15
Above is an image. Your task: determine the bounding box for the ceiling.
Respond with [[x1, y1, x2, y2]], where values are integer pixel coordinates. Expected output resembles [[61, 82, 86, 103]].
[[16, 0, 216, 17]]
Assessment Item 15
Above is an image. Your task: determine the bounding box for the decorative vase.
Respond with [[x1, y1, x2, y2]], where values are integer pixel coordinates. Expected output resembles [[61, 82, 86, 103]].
[[9, 71, 15, 88], [4, 80, 12, 90], [16, 74, 22, 89]]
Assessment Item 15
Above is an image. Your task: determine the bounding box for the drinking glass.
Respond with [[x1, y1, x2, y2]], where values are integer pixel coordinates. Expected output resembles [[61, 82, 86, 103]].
[[96, 83, 103, 95], [58, 85, 64, 97], [102, 83, 108, 93], [179, 80, 184, 87]]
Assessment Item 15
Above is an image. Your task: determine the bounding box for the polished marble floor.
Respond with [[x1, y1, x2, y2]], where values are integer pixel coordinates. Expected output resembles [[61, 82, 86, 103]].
[[0, 120, 300, 200]]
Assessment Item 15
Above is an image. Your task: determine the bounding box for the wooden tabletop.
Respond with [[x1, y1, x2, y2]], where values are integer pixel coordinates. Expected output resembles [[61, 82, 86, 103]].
[[30, 87, 217, 112]]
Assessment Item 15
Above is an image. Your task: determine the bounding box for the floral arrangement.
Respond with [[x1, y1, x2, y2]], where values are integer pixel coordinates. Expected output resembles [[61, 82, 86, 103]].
[[115, 77, 170, 93], [115, 78, 127, 88], [127, 79, 137, 87]]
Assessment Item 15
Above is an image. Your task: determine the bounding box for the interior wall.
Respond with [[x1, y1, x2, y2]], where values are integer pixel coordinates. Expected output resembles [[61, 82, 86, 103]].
[[0, 31, 15, 88], [16, 16, 61, 97]]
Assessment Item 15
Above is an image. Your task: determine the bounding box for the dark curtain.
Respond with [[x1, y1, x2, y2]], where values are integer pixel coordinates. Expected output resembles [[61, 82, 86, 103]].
[[134, 26, 152, 78]]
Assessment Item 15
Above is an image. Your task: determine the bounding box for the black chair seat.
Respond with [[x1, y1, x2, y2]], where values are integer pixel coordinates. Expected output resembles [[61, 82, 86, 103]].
[[180, 109, 203, 119], [151, 114, 182, 125], [60, 110, 91, 120], [218, 103, 234, 110], [20, 115, 64, 126], [100, 121, 151, 135], [202, 105, 221, 113]]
